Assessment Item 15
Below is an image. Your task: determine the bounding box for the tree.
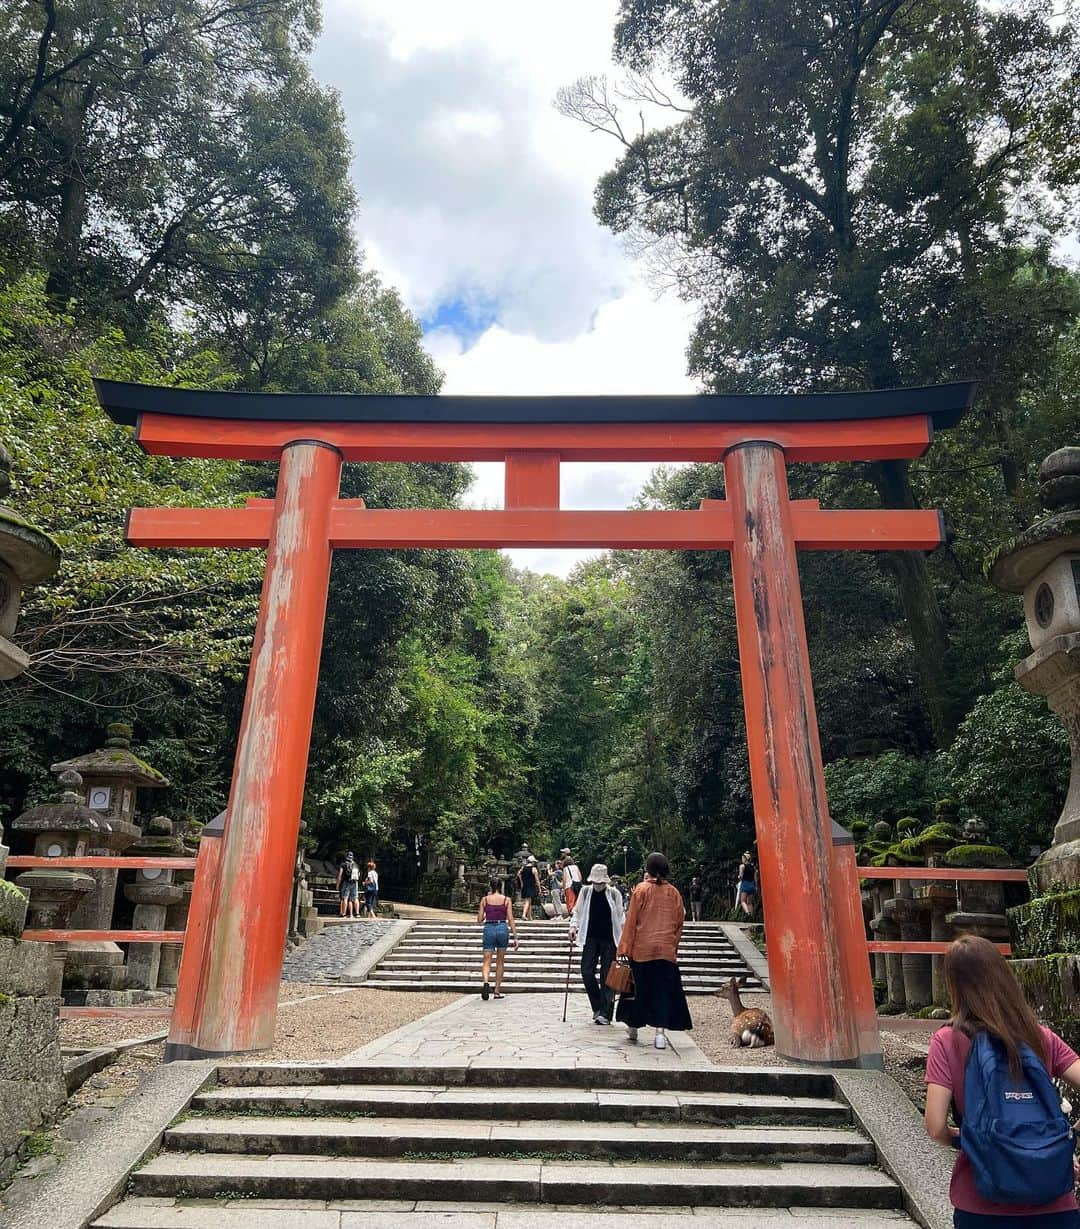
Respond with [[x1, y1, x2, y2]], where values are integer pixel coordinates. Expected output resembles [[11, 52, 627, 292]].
[[560, 0, 1080, 742], [0, 0, 354, 333]]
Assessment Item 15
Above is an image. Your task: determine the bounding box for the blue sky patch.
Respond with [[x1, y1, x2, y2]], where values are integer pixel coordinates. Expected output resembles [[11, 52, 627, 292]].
[[421, 297, 500, 348]]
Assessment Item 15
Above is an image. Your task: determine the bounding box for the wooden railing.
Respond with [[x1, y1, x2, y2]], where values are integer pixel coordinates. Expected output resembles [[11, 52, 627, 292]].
[[6, 853, 196, 1019], [858, 865, 1026, 956]]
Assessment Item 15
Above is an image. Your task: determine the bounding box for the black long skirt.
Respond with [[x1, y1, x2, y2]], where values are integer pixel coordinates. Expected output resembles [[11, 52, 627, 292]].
[[615, 959, 693, 1031]]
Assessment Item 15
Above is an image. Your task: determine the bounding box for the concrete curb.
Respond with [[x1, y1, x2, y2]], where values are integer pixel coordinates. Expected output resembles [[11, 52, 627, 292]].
[[341, 919, 414, 982], [833, 1067, 952, 1229], [719, 922, 771, 990], [5, 1059, 215, 1229]]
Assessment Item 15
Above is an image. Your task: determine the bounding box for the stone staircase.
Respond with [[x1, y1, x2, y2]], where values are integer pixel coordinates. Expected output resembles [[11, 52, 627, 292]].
[[93, 1062, 916, 1227], [365, 919, 763, 994]]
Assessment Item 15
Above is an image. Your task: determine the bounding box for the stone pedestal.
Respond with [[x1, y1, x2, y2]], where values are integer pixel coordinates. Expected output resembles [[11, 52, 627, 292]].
[[916, 883, 957, 1006], [157, 880, 192, 989], [14, 867, 96, 995], [122, 816, 185, 990], [870, 909, 905, 1008], [884, 893, 932, 1011]]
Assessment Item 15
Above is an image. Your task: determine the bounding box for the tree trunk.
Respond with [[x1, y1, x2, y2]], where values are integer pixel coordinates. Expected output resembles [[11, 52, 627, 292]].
[[45, 81, 94, 302], [867, 458, 961, 745]]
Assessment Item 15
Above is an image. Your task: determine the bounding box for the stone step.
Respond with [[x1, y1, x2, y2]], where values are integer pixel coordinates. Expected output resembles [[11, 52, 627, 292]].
[[377, 960, 751, 974], [94, 1198, 917, 1228], [192, 1085, 850, 1127], [129, 1154, 901, 1209], [388, 945, 743, 958], [211, 1063, 835, 1096], [165, 1115, 875, 1164], [361, 976, 758, 994]]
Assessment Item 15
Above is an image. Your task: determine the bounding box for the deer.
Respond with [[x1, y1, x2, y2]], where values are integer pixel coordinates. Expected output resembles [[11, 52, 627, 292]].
[[716, 975, 774, 1048]]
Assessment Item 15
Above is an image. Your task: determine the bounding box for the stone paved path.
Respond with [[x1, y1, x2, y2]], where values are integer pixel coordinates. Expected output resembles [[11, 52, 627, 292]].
[[281, 919, 397, 982], [342, 989, 714, 1069]]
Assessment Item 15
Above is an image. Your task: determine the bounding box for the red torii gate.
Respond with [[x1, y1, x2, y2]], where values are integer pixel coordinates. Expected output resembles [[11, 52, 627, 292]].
[[95, 378, 974, 1067]]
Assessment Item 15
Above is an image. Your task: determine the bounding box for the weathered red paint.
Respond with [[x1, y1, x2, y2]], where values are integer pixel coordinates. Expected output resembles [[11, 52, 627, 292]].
[[134, 413, 934, 463], [724, 441, 865, 1065], [857, 867, 1028, 882], [171, 441, 342, 1057], [868, 941, 1011, 955], [167, 813, 225, 1057], [7, 856, 197, 870], [22, 929, 185, 942], [125, 503, 943, 552], [505, 452, 560, 508], [830, 839, 883, 1067]]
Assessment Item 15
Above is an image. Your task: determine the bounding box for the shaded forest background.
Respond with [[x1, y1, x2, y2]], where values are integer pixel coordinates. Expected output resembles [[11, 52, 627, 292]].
[[0, 0, 1078, 893]]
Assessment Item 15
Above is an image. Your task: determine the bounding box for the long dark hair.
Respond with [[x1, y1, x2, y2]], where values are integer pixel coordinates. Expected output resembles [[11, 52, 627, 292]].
[[944, 934, 1047, 1080]]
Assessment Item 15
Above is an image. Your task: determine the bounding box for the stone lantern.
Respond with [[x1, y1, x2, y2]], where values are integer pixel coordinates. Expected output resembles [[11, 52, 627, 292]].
[[52, 723, 168, 992], [0, 442, 60, 680], [989, 446, 1080, 1047], [12, 770, 99, 994], [122, 816, 185, 990]]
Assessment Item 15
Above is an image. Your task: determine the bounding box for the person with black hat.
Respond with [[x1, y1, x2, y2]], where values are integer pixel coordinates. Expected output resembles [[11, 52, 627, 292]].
[[569, 864, 625, 1024]]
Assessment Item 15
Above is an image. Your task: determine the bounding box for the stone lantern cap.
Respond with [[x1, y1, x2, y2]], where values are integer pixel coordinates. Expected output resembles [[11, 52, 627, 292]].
[[988, 447, 1080, 592], [12, 770, 106, 835], [53, 723, 169, 787], [0, 442, 61, 584]]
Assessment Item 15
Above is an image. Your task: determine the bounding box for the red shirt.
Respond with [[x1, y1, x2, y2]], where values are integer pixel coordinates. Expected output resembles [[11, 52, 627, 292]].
[[925, 1024, 1079, 1217]]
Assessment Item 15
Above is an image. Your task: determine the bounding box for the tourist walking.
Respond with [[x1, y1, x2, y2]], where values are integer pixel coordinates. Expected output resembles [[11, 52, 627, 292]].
[[569, 864, 626, 1024], [925, 934, 1080, 1227], [477, 876, 518, 1000], [363, 861, 379, 918], [550, 861, 565, 917], [516, 854, 542, 921], [736, 853, 757, 917], [336, 850, 360, 918], [615, 851, 692, 1050], [689, 876, 704, 922], [560, 848, 582, 912]]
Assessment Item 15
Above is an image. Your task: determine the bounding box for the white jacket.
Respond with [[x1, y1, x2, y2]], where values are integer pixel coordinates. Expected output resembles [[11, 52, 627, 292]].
[[569, 884, 625, 950]]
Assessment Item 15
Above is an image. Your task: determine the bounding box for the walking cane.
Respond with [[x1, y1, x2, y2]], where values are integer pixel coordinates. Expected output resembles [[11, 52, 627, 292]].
[[562, 937, 574, 1023]]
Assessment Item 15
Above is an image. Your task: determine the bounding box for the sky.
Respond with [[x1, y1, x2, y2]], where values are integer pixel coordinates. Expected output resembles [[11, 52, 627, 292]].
[[313, 0, 698, 576]]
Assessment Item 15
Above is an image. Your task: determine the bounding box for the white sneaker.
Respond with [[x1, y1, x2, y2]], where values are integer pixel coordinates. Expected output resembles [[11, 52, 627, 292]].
[[654, 1032, 668, 1050], [626, 1026, 638, 1043]]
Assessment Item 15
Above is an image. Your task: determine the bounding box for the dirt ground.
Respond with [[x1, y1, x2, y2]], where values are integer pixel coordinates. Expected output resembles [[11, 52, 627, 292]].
[[59, 984, 456, 1059]]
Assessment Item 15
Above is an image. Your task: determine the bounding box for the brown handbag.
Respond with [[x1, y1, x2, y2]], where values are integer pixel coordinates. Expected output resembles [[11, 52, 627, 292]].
[[605, 960, 634, 996]]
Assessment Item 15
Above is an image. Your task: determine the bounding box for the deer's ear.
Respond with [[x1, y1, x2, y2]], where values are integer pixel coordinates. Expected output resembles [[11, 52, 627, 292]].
[[738, 976, 748, 987]]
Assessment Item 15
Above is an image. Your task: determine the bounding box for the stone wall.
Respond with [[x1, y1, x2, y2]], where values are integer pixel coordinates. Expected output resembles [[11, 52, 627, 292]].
[[0, 912, 66, 1185]]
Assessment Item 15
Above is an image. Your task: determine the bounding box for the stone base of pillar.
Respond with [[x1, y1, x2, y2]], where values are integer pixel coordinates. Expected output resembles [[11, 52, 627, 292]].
[[946, 911, 1010, 943], [62, 941, 127, 992], [1031, 839, 1080, 896]]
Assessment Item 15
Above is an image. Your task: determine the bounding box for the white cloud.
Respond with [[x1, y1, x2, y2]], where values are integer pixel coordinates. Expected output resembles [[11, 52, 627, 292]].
[[313, 2, 699, 575]]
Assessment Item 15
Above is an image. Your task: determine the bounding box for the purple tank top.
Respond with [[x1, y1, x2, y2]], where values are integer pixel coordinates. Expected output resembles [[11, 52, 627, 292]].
[[484, 898, 508, 922]]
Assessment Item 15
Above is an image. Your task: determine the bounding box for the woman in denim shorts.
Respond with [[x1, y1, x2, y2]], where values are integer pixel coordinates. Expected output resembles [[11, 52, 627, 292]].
[[476, 876, 518, 1000]]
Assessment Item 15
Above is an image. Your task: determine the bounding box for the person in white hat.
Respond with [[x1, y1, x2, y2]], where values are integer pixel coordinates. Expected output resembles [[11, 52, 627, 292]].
[[569, 864, 625, 1024]]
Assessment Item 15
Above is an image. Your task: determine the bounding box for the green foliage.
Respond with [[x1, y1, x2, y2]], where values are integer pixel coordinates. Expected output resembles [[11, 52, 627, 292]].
[[824, 752, 935, 830]]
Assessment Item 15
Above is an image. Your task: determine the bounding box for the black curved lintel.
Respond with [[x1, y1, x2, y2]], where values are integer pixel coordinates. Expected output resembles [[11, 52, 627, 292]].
[[93, 378, 976, 429]]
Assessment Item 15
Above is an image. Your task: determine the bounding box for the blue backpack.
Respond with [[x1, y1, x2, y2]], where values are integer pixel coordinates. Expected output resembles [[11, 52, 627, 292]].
[[960, 1029, 1076, 1205]]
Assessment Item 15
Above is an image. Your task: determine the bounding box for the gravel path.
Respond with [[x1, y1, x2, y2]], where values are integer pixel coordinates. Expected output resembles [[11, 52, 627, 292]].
[[280, 919, 397, 981]]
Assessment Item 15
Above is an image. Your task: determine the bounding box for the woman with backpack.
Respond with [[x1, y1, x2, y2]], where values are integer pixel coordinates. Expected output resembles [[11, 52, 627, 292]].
[[924, 934, 1080, 1227]]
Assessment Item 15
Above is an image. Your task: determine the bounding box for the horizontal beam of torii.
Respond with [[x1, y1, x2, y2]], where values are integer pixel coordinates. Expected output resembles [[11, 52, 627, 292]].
[[95, 377, 975, 1072], [127, 498, 943, 551]]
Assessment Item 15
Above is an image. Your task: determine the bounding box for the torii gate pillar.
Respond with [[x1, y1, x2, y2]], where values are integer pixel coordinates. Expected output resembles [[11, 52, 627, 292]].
[[166, 441, 341, 1059], [726, 442, 863, 1064]]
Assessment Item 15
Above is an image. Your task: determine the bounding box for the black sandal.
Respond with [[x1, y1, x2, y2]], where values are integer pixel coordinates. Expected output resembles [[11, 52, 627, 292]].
[[481, 982, 490, 1000]]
